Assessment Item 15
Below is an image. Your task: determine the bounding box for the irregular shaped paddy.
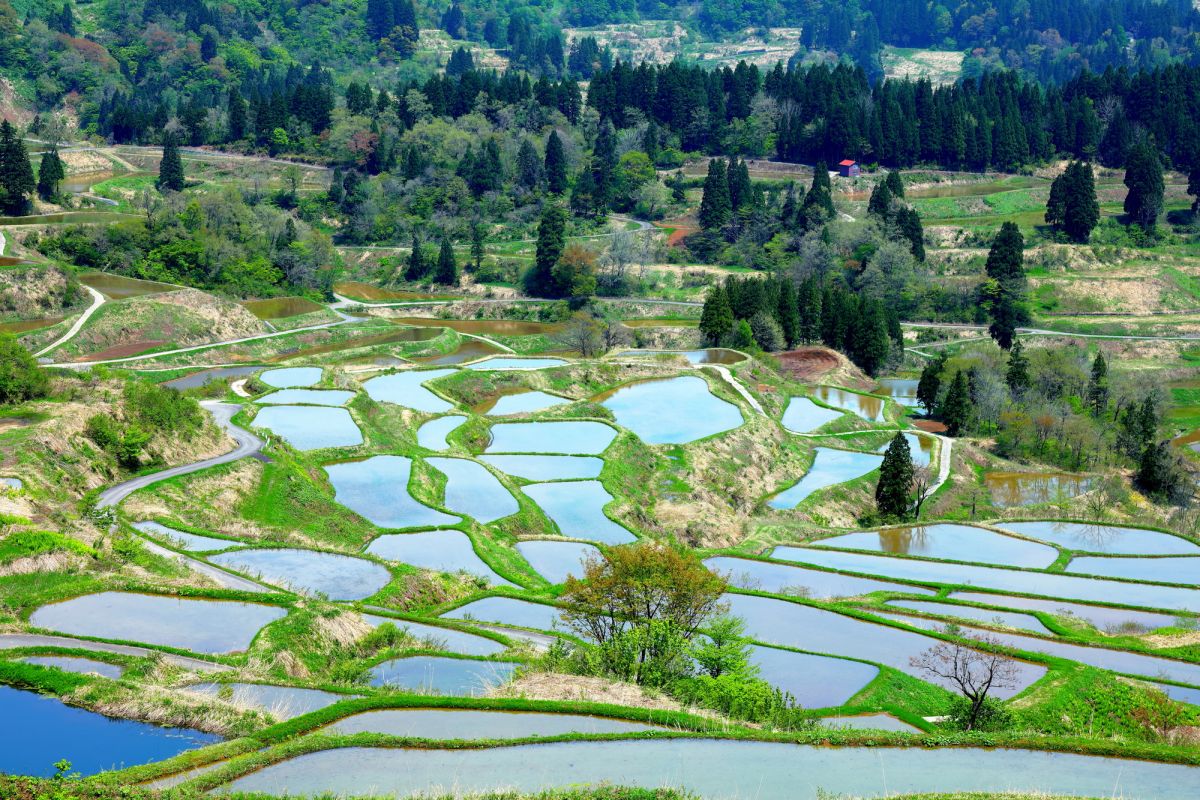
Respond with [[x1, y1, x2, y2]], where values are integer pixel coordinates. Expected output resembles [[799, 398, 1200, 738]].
[[29, 592, 286, 653], [362, 369, 456, 412], [516, 540, 600, 584], [253, 406, 363, 450], [1066, 556, 1200, 585], [0, 686, 220, 777], [523, 481, 636, 545], [480, 454, 604, 481], [325, 456, 459, 529], [259, 367, 322, 388], [256, 389, 355, 406], [812, 523, 1058, 568], [768, 448, 883, 509], [748, 645, 878, 709], [465, 357, 568, 370], [614, 348, 745, 364], [416, 415, 466, 450], [184, 683, 348, 719], [813, 386, 885, 422], [949, 592, 1179, 633], [368, 656, 519, 695], [163, 366, 260, 390], [875, 432, 933, 468], [485, 421, 617, 455], [132, 521, 244, 551], [20, 655, 123, 679], [985, 472, 1091, 508], [883, 599, 1054, 635], [479, 390, 570, 416], [442, 597, 565, 631], [209, 548, 391, 601], [599, 376, 742, 444], [365, 531, 510, 586], [327, 708, 661, 738], [706, 556, 933, 598], [362, 614, 509, 656], [998, 521, 1200, 555], [875, 378, 920, 408], [426, 457, 518, 522], [820, 713, 920, 732], [1155, 682, 1200, 705], [780, 397, 843, 433]]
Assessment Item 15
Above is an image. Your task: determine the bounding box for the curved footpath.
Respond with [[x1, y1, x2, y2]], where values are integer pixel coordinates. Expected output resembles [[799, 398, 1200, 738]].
[[33, 285, 105, 358], [96, 401, 263, 509]]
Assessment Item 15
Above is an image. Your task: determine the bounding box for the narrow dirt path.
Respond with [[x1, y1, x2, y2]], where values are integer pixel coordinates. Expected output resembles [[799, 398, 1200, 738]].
[[33, 285, 105, 358]]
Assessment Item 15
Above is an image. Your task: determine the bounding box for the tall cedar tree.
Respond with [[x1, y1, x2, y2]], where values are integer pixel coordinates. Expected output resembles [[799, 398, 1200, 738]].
[[868, 180, 892, 218], [1087, 350, 1109, 415], [591, 122, 618, 213], [895, 206, 926, 261], [470, 222, 485, 271], [799, 161, 834, 226], [544, 131, 568, 194], [884, 170, 904, 198], [1046, 162, 1099, 242], [698, 158, 731, 231], [156, 135, 185, 192], [36, 147, 65, 201], [1006, 339, 1031, 395], [916, 356, 942, 414], [227, 87, 247, 141], [527, 204, 567, 297], [0, 121, 34, 215], [699, 284, 734, 344], [1124, 142, 1164, 230], [776, 284, 800, 348], [727, 157, 752, 212], [516, 139, 542, 191], [984, 222, 1027, 349], [435, 237, 458, 285], [876, 431, 915, 519], [405, 233, 426, 280], [941, 370, 971, 436]]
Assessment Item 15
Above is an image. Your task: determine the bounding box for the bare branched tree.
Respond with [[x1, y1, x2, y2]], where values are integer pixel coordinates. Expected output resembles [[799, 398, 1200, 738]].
[[910, 631, 1020, 730], [911, 464, 935, 518]]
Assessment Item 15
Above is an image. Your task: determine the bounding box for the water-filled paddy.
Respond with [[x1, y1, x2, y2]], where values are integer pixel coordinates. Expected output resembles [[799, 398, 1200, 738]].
[[985, 471, 1092, 507], [773, 547, 1200, 611], [387, 317, 564, 336], [413, 339, 504, 365], [29, 591, 286, 653], [426, 458, 518, 522], [442, 597, 565, 631], [523, 481, 636, 545], [768, 448, 883, 509], [480, 454, 604, 481], [132, 521, 244, 552], [517, 540, 600, 584], [163, 366, 260, 390], [209, 548, 391, 601], [327, 708, 661, 738], [883, 600, 1054, 634], [184, 683, 346, 719], [997, 521, 1200, 555], [875, 378, 920, 407], [20, 655, 123, 678], [485, 421, 617, 455], [780, 397, 843, 433], [705, 556, 932, 598], [78, 272, 177, 299], [613, 348, 745, 364], [416, 415, 466, 450], [748, 645, 878, 708], [1155, 682, 1200, 705], [240, 297, 325, 319], [875, 432, 934, 468], [812, 524, 1058, 568], [822, 714, 920, 732], [365, 531, 510, 586], [465, 357, 568, 370], [258, 367, 322, 388], [325, 456, 459, 528], [814, 386, 885, 421], [0, 686, 219, 777], [948, 591, 1179, 633], [1066, 555, 1200, 585], [362, 369, 456, 412], [256, 388, 355, 406], [479, 390, 570, 416], [253, 406, 363, 450], [362, 614, 508, 656], [220, 740, 1200, 798], [368, 656, 518, 695], [333, 282, 453, 302], [599, 376, 742, 444]]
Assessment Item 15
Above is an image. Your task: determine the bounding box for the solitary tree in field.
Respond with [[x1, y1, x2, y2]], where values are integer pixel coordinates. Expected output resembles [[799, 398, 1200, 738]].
[[0, 120, 35, 214], [1005, 339, 1031, 396], [434, 237, 458, 285], [1046, 161, 1099, 242], [525, 204, 567, 297], [876, 432, 915, 519], [699, 284, 734, 345], [544, 130, 568, 194], [1124, 143, 1164, 232], [940, 370, 971, 436], [404, 233, 426, 280], [36, 146, 65, 201], [1087, 350, 1109, 415], [911, 632, 1019, 731], [156, 135, 185, 192], [983, 222, 1027, 349]]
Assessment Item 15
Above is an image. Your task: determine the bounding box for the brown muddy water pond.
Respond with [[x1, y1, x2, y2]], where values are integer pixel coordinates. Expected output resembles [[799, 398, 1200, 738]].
[[269, 327, 441, 362], [410, 339, 505, 365], [79, 272, 179, 299], [241, 296, 326, 320], [985, 471, 1092, 507], [0, 316, 63, 334], [334, 282, 456, 302], [389, 316, 564, 336]]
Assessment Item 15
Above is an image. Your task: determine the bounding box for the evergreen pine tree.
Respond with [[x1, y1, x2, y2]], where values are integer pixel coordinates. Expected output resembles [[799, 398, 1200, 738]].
[[470, 222, 485, 272], [799, 160, 834, 227], [1087, 350, 1109, 415], [1063, 162, 1099, 242], [776, 281, 800, 348], [156, 134, 185, 192], [797, 277, 822, 344], [867, 180, 892, 218], [227, 87, 247, 142], [1006, 339, 1031, 395], [1124, 142, 1164, 231], [985, 221, 1026, 292], [895, 207, 925, 261], [698, 158, 731, 231], [669, 171, 687, 204], [875, 431, 914, 519], [884, 170, 904, 199], [727, 157, 751, 213], [988, 291, 1021, 350], [916, 356, 942, 415], [527, 204, 567, 297], [35, 146, 64, 201], [544, 131, 567, 194], [0, 120, 35, 214], [1045, 170, 1068, 229], [516, 139, 542, 191], [1189, 163, 1200, 214], [940, 370, 971, 436], [434, 237, 458, 285], [405, 233, 427, 280], [698, 284, 735, 345], [591, 122, 618, 213]]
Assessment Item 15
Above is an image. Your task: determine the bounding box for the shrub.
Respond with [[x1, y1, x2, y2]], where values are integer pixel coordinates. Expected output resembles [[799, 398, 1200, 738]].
[[0, 332, 50, 405]]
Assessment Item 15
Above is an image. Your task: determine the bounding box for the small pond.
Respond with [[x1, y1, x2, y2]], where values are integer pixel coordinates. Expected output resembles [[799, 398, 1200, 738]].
[[163, 366, 260, 390], [814, 386, 885, 422], [417, 415, 466, 450], [819, 714, 920, 733], [985, 472, 1092, 508], [209, 548, 391, 601], [427, 457, 518, 523], [748, 644, 878, 709], [773, 547, 1200, 612], [259, 367, 323, 388], [20, 655, 123, 679], [362, 614, 508, 656], [948, 591, 1181, 633], [253, 406, 363, 450], [184, 683, 347, 719], [598, 376, 743, 445], [241, 297, 325, 320], [812, 523, 1058, 568], [768, 448, 883, 509], [517, 540, 600, 584], [478, 390, 570, 416], [874, 378, 920, 408], [219, 740, 1200, 799], [883, 599, 1054, 635], [706, 556, 932, 598], [2, 476, 23, 489], [0, 316, 62, 334], [486, 421, 617, 455], [325, 456, 460, 529], [1066, 556, 1200, 585], [614, 349, 745, 365], [29, 592, 286, 654], [442, 597, 565, 631], [997, 521, 1200, 556], [480, 455, 604, 481], [327, 708, 661, 738], [362, 369, 456, 412], [78, 272, 177, 299], [0, 686, 219, 777], [780, 397, 843, 433], [365, 530, 510, 586], [256, 389, 355, 406], [523, 481, 636, 545], [368, 656, 519, 695], [465, 357, 568, 371], [132, 521, 244, 552], [412, 339, 504, 365]]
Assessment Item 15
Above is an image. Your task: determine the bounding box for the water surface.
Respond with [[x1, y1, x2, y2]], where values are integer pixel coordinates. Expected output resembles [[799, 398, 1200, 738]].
[[524, 481, 636, 544], [1066, 556, 1200, 585], [256, 389, 355, 406], [241, 297, 325, 319], [365, 530, 510, 586], [163, 366, 260, 390], [132, 521, 244, 552], [20, 655, 123, 678], [748, 645, 878, 708], [369, 656, 518, 695], [486, 421, 617, 455], [417, 415, 466, 449], [480, 455, 604, 481], [325, 456, 459, 528], [209, 548, 391, 601], [598, 376, 743, 445], [812, 524, 1057, 568], [768, 448, 882, 509], [614, 349, 745, 364], [820, 714, 920, 732], [328, 708, 660, 738], [442, 597, 565, 631], [426, 458, 518, 523], [258, 367, 322, 388], [706, 556, 932, 598], [814, 386, 884, 422], [780, 397, 842, 433], [480, 390, 570, 416], [362, 614, 508, 656], [465, 357, 567, 371], [388, 317, 564, 336], [184, 683, 347, 719], [884, 600, 1054, 634], [875, 378, 920, 408], [998, 521, 1200, 555], [78, 272, 177, 299], [253, 406, 362, 450], [517, 540, 600, 584], [875, 432, 933, 468], [985, 472, 1091, 507], [363, 369, 456, 412], [949, 591, 1179, 633]]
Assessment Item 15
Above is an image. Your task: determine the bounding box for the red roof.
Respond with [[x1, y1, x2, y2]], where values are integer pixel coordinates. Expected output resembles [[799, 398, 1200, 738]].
[[838, 159, 857, 166]]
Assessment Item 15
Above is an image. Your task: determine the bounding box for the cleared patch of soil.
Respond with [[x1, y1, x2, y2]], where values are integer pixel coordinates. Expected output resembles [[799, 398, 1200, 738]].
[[776, 347, 841, 380], [76, 340, 164, 361], [912, 419, 948, 433]]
